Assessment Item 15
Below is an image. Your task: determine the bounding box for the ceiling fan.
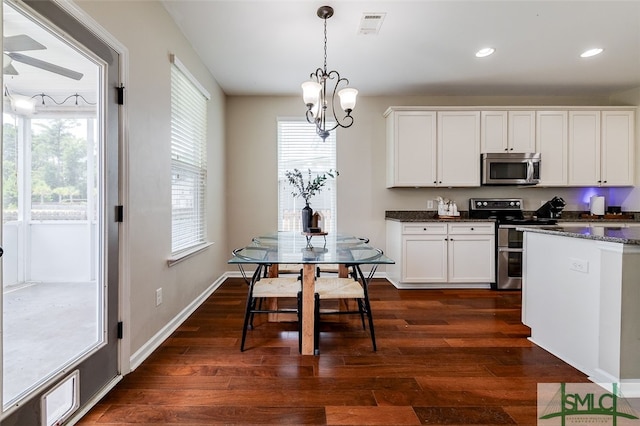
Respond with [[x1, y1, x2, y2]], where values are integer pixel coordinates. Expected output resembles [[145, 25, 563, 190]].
[[3, 34, 83, 80]]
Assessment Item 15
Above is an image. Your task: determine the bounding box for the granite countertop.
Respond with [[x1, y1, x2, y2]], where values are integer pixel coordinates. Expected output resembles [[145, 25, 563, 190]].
[[386, 210, 639, 223], [385, 211, 494, 222], [519, 226, 640, 245]]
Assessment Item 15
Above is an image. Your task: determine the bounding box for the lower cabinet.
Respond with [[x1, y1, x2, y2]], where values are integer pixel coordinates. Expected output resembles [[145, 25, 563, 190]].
[[386, 221, 495, 288]]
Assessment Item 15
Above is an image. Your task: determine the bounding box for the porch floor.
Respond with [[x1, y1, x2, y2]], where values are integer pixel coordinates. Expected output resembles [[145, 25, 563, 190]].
[[3, 281, 98, 404]]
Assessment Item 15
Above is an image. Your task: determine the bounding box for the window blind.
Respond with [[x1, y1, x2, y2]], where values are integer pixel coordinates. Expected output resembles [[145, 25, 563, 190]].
[[170, 58, 208, 254], [277, 120, 337, 233]]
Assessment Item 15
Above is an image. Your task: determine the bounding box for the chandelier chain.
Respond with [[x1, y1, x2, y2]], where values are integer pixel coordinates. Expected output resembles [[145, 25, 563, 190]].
[[323, 17, 328, 73]]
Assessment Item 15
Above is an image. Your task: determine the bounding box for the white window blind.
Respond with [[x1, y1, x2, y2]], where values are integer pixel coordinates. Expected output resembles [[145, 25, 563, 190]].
[[277, 119, 337, 233], [170, 56, 209, 254]]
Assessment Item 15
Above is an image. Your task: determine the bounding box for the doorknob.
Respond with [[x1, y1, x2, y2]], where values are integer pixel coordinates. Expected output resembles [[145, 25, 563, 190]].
[[0, 246, 3, 257]]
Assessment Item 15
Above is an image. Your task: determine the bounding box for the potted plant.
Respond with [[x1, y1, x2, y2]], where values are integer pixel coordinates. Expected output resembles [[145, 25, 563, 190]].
[[285, 168, 339, 232]]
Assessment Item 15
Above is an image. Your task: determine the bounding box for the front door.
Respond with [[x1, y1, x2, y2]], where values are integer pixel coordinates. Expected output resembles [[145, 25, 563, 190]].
[[1, 1, 121, 424]]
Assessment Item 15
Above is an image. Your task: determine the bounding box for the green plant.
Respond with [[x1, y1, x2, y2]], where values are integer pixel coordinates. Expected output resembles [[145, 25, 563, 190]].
[[285, 168, 339, 205]]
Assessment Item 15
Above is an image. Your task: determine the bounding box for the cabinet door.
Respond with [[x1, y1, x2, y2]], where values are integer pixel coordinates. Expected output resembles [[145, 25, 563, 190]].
[[386, 111, 437, 187], [536, 111, 568, 186], [481, 111, 508, 153], [601, 111, 634, 186], [508, 111, 536, 152], [437, 111, 480, 186], [447, 234, 496, 283], [402, 235, 447, 282], [568, 111, 600, 186]]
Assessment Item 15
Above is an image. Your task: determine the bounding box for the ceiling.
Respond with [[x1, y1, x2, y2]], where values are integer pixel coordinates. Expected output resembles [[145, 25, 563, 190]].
[[161, 0, 640, 98], [3, 1, 99, 106]]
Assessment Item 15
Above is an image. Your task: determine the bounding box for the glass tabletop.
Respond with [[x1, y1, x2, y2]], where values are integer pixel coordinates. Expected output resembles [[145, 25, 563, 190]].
[[229, 232, 395, 265]]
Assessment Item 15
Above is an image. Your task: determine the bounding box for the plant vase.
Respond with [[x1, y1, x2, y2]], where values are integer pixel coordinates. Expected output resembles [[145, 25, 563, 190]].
[[301, 203, 313, 232]]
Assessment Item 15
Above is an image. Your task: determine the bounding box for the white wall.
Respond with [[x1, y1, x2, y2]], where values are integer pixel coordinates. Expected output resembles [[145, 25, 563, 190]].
[[76, 1, 227, 355], [227, 93, 640, 264]]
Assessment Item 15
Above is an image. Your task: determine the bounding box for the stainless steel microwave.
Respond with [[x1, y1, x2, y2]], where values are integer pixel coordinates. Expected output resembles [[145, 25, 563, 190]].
[[481, 152, 540, 185]]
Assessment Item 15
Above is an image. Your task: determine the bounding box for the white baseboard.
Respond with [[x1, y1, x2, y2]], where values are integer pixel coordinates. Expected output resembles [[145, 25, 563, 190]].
[[129, 273, 231, 370], [67, 375, 123, 425]]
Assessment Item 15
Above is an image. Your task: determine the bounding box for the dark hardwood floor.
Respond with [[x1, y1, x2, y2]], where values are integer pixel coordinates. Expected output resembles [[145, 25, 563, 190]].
[[77, 278, 588, 425]]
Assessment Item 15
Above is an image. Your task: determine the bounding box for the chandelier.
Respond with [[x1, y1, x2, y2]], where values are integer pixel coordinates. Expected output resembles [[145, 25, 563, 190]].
[[301, 5, 358, 141]]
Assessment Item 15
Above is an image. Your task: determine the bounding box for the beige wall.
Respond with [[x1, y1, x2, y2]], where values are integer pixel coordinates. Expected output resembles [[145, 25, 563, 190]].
[[227, 93, 639, 262], [77, 1, 227, 355]]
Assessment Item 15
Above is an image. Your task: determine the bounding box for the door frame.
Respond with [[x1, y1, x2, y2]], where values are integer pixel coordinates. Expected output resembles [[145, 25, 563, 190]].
[[0, 0, 130, 422]]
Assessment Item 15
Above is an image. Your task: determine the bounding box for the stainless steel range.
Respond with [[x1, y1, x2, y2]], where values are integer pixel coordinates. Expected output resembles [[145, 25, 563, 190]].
[[468, 198, 558, 290]]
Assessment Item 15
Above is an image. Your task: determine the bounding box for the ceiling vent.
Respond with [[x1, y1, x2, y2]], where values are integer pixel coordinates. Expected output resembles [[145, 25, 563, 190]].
[[358, 12, 386, 35]]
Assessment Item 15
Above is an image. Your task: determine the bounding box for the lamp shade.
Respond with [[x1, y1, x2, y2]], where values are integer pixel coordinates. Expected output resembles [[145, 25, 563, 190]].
[[301, 81, 322, 106], [10, 94, 36, 115], [338, 87, 358, 111]]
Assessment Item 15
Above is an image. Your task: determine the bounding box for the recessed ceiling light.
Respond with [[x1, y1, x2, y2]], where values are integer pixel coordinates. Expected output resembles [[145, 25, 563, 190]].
[[580, 48, 604, 58], [475, 47, 495, 58]]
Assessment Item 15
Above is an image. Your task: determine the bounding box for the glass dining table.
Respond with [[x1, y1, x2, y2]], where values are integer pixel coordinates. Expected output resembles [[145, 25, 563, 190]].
[[229, 232, 395, 355]]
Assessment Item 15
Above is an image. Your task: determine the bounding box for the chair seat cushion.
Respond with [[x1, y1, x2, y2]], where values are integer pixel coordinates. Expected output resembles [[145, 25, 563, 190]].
[[252, 277, 301, 298], [315, 277, 364, 299]]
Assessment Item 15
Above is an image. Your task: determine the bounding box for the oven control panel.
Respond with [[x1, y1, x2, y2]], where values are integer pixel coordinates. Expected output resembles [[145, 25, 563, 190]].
[[469, 198, 523, 212]]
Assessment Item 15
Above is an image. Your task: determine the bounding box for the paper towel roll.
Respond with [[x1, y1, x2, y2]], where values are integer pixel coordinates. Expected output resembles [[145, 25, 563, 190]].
[[590, 196, 605, 216]]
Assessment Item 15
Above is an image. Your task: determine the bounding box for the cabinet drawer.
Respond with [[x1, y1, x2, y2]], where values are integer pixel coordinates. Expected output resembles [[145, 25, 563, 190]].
[[402, 223, 447, 234], [447, 222, 495, 235]]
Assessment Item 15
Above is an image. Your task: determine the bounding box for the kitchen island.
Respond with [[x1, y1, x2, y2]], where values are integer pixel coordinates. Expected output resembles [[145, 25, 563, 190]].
[[521, 226, 640, 395]]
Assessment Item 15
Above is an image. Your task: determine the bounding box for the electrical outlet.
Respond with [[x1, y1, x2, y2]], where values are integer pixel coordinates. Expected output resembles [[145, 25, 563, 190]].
[[427, 200, 434, 209], [569, 258, 589, 273], [156, 288, 163, 306]]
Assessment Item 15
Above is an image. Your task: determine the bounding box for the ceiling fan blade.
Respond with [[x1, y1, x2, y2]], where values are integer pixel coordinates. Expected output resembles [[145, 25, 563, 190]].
[[4, 34, 46, 52], [3, 63, 19, 75], [7, 52, 83, 80]]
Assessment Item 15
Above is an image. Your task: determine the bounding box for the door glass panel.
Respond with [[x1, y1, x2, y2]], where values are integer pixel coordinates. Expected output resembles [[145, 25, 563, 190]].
[[2, 0, 103, 409]]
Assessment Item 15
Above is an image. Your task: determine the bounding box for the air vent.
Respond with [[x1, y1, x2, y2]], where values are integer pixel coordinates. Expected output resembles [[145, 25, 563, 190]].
[[358, 12, 386, 35]]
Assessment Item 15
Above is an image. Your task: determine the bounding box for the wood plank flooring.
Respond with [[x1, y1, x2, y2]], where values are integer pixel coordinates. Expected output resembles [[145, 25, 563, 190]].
[[77, 278, 589, 425]]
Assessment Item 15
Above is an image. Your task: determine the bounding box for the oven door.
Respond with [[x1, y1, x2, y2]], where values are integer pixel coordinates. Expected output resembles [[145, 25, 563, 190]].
[[497, 247, 522, 289]]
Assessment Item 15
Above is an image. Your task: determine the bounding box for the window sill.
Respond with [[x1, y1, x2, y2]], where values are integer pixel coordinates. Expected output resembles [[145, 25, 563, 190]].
[[167, 242, 213, 267]]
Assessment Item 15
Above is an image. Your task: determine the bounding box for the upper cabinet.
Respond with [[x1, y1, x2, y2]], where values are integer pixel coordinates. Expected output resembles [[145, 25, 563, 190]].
[[386, 108, 478, 187], [481, 110, 535, 153], [386, 107, 635, 189], [568, 110, 634, 186], [601, 111, 635, 186], [536, 111, 568, 186], [437, 111, 480, 187], [385, 110, 437, 187]]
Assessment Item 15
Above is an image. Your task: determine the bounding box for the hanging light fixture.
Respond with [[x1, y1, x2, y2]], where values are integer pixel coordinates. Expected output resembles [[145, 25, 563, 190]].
[[301, 5, 357, 141]]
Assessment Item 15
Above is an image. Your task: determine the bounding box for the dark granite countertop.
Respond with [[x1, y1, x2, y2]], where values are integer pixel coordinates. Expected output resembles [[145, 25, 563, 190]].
[[518, 226, 640, 245], [386, 210, 640, 223], [385, 211, 494, 222]]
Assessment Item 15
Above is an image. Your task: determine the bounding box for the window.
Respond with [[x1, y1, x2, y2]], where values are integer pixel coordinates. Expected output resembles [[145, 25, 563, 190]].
[[170, 55, 209, 254], [277, 119, 337, 233]]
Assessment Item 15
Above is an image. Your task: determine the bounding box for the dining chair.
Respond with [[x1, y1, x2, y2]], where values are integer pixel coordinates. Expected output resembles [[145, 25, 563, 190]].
[[232, 248, 303, 352], [313, 247, 381, 353]]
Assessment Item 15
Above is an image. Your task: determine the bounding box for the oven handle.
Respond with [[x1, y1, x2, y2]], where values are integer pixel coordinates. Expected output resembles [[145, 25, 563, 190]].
[[498, 247, 523, 253]]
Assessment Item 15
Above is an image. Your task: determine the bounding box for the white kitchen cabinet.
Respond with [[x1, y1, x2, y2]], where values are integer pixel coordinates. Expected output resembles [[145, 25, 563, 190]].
[[386, 220, 495, 288], [385, 108, 479, 187], [437, 111, 480, 186], [508, 111, 536, 152], [385, 110, 437, 187], [480, 111, 508, 153], [481, 110, 536, 153], [536, 111, 568, 186], [601, 111, 634, 186], [568, 110, 634, 186], [447, 223, 496, 283]]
